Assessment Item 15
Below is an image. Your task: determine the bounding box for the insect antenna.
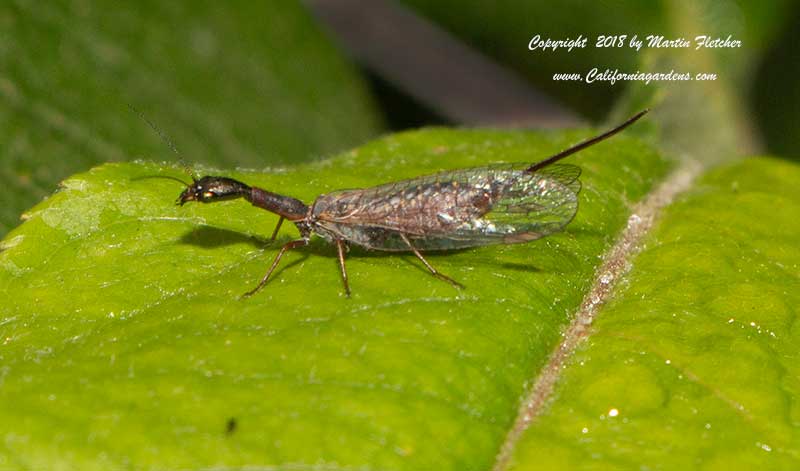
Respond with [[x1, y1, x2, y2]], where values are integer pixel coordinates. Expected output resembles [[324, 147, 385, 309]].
[[127, 103, 198, 184], [526, 109, 649, 173], [129, 174, 194, 186]]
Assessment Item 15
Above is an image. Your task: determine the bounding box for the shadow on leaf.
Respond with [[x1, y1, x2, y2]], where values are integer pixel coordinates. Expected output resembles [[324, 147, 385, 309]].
[[179, 226, 273, 249]]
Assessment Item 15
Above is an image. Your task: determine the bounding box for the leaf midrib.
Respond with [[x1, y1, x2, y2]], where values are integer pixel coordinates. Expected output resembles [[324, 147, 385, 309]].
[[490, 160, 704, 470]]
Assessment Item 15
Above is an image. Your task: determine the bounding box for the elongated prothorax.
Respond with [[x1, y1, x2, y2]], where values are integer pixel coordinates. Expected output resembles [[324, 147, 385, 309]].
[[178, 176, 308, 220]]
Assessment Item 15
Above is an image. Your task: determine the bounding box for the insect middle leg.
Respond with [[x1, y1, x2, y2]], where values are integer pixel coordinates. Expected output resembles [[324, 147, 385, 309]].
[[335, 238, 351, 297], [398, 233, 464, 289], [243, 238, 308, 298]]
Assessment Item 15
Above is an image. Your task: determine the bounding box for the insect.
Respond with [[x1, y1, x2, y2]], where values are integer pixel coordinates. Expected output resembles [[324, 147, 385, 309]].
[[177, 110, 648, 297]]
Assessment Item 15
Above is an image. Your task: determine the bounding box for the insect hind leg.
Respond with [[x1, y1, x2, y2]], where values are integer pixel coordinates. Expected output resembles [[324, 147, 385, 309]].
[[398, 233, 464, 290], [242, 238, 308, 298]]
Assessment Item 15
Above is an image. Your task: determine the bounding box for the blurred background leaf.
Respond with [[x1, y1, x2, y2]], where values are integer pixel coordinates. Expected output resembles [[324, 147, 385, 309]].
[[0, 0, 383, 234], [391, 0, 795, 126], [308, 0, 796, 161]]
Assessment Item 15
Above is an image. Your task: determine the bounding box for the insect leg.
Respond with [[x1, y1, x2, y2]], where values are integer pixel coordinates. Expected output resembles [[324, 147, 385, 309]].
[[269, 216, 285, 241], [335, 239, 351, 297], [242, 238, 308, 298], [398, 233, 464, 289]]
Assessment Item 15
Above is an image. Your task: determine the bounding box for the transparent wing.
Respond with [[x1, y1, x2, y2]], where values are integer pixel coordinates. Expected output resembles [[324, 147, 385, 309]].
[[313, 163, 582, 250], [533, 163, 581, 193], [437, 163, 580, 246]]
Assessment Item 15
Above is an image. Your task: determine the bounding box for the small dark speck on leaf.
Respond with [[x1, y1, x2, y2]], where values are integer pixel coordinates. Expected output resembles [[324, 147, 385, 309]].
[[226, 417, 237, 436]]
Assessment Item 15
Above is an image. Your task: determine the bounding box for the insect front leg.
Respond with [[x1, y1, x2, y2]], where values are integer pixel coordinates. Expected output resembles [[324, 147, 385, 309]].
[[398, 233, 464, 290], [335, 239, 351, 297], [269, 216, 285, 242], [242, 238, 308, 298]]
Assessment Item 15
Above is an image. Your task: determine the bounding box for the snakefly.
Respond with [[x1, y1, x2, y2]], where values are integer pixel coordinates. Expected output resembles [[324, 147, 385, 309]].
[[177, 110, 648, 297]]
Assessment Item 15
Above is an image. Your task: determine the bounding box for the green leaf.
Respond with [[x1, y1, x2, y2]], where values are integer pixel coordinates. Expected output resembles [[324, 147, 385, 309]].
[[0, 0, 382, 235], [0, 127, 667, 469], [506, 156, 800, 469]]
